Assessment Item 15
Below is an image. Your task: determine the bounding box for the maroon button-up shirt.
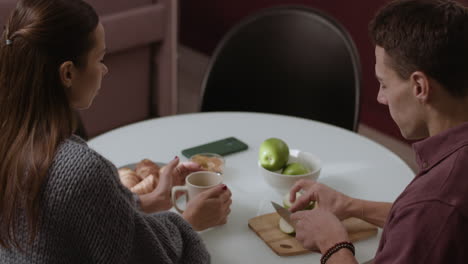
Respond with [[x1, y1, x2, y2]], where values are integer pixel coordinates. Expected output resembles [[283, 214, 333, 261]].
[[374, 122, 468, 263]]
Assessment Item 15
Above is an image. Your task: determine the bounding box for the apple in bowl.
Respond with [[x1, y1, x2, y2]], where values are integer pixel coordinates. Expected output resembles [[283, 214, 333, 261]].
[[258, 138, 290, 171], [258, 149, 322, 193]]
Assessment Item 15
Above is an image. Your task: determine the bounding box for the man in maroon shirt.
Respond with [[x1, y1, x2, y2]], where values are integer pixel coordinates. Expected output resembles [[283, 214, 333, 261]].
[[288, 0, 468, 263]]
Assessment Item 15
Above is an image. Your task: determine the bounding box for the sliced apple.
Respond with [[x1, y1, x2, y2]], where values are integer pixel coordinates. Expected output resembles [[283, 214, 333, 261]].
[[279, 217, 295, 235], [279, 192, 316, 235]]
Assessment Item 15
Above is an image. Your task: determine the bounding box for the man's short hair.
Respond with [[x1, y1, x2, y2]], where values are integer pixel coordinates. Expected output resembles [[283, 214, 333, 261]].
[[369, 0, 468, 97]]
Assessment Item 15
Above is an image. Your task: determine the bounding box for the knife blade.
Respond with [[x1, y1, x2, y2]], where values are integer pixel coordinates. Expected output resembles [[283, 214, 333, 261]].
[[271, 201, 295, 227]]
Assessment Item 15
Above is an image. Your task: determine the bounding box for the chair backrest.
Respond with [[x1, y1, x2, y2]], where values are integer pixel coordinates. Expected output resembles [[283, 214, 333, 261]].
[[200, 6, 361, 131]]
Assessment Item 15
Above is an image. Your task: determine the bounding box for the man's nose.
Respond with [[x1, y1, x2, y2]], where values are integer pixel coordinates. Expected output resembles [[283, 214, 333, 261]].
[[377, 90, 387, 105]]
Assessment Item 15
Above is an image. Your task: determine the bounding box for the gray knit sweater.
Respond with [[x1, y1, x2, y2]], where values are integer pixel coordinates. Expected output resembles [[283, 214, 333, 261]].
[[0, 135, 210, 263]]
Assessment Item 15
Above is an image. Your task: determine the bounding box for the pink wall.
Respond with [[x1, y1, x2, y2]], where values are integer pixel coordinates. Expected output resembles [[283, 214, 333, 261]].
[[180, 0, 405, 141]]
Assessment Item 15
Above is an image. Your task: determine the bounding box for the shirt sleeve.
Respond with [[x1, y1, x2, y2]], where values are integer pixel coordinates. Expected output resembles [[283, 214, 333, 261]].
[[54, 151, 210, 264], [374, 200, 468, 263]]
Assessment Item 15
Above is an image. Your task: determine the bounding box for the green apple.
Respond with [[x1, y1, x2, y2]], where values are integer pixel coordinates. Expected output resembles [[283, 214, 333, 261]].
[[283, 192, 302, 209], [282, 162, 309, 175], [258, 138, 289, 171], [283, 192, 315, 210]]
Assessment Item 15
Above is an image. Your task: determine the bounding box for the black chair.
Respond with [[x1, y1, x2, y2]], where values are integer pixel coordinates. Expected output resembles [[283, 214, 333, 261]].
[[200, 6, 361, 131]]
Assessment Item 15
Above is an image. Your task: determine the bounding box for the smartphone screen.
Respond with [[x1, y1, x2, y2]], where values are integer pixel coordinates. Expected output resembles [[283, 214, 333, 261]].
[[181, 137, 248, 158]]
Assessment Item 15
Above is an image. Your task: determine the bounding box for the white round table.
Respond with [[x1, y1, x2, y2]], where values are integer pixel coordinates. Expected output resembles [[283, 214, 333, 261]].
[[88, 112, 414, 263]]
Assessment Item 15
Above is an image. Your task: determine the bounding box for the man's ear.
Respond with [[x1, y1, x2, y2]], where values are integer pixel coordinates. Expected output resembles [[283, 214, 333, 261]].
[[59, 61, 75, 89], [411, 71, 430, 103]]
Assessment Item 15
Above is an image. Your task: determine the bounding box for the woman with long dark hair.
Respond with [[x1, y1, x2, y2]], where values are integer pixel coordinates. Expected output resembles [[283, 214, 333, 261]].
[[0, 0, 231, 262]]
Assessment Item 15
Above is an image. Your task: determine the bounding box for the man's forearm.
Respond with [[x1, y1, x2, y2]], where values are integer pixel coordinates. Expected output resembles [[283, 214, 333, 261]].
[[347, 199, 392, 228]]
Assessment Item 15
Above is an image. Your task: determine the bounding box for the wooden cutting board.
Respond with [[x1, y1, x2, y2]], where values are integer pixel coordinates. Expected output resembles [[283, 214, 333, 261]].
[[248, 213, 378, 256]]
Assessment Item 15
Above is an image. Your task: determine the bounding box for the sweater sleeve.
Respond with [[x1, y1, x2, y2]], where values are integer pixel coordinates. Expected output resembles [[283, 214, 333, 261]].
[[52, 147, 210, 264]]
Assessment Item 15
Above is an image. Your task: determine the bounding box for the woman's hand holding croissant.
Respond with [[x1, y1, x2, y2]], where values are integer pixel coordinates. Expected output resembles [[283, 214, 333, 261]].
[[138, 157, 203, 213], [118, 157, 233, 229]]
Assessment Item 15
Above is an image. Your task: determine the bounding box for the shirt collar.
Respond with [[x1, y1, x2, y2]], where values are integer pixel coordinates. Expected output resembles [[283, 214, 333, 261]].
[[413, 122, 468, 173]]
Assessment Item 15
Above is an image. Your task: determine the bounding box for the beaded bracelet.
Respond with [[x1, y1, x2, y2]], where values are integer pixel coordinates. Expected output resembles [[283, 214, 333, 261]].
[[320, 241, 355, 264]]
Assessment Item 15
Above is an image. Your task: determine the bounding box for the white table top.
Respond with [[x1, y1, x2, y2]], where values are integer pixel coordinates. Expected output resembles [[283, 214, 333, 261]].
[[88, 112, 414, 263]]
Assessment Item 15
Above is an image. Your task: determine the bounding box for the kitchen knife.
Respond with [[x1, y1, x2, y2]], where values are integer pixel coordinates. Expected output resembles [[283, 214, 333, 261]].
[[271, 201, 295, 227]]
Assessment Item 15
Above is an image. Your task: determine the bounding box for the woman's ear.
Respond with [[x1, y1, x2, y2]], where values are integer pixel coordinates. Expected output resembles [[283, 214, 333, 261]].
[[59, 61, 75, 88], [411, 71, 430, 103]]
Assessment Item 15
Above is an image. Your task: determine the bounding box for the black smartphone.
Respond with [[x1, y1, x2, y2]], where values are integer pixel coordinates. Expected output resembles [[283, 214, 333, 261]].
[[181, 137, 249, 158]]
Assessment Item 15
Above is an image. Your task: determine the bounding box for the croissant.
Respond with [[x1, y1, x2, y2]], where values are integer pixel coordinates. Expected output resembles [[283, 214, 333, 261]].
[[191, 155, 224, 173], [118, 168, 140, 189], [130, 174, 158, 195], [135, 159, 160, 180]]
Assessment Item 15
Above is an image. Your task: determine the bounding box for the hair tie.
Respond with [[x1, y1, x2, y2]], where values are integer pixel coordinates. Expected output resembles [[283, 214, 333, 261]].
[[6, 39, 12, 45]]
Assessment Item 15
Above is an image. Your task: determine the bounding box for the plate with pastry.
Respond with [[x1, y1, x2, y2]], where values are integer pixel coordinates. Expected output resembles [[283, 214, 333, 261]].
[[117, 159, 166, 195]]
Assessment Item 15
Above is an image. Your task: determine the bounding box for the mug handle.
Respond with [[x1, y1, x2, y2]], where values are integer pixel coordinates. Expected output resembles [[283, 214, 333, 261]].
[[171, 186, 188, 213]]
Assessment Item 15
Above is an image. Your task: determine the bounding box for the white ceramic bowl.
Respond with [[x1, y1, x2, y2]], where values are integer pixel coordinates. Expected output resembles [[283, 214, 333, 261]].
[[258, 149, 322, 193]]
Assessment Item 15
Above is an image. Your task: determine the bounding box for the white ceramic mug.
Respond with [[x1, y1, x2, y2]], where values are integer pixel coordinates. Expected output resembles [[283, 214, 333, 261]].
[[171, 171, 223, 213]]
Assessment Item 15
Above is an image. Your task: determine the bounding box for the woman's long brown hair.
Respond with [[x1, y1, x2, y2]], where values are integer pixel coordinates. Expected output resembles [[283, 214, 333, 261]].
[[0, 0, 98, 248]]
